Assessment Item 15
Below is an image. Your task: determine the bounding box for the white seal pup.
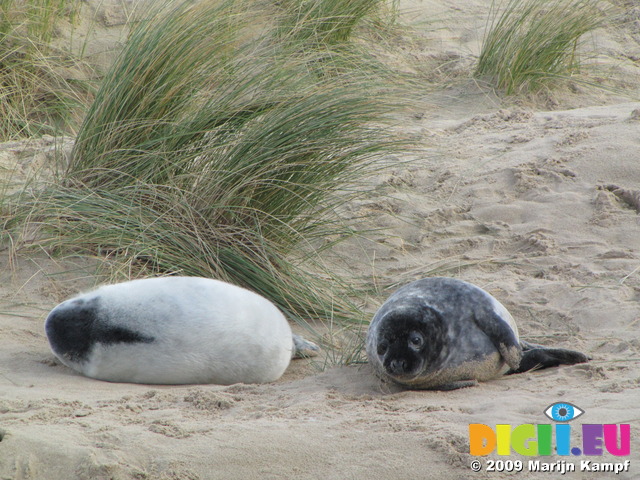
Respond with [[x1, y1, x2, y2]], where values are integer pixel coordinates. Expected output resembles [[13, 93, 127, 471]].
[[45, 276, 319, 385], [366, 277, 589, 390]]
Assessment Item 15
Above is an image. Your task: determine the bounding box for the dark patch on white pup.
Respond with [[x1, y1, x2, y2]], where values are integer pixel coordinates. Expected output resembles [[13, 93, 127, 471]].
[[45, 297, 154, 365], [366, 277, 588, 390]]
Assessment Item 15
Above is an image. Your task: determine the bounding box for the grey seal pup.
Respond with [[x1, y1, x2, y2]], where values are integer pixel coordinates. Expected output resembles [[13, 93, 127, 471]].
[[366, 277, 589, 390], [45, 276, 318, 385]]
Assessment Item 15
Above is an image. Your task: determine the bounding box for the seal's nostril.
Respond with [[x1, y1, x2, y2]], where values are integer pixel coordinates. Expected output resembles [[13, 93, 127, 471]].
[[390, 359, 407, 373]]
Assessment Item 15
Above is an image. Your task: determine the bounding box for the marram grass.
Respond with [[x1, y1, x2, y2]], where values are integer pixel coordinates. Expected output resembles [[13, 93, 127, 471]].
[[476, 0, 604, 95], [274, 0, 387, 46], [0, 0, 89, 139], [271, 0, 402, 79], [2, 0, 407, 346]]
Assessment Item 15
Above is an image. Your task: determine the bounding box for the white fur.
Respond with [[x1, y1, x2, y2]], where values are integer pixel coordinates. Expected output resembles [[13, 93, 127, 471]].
[[46, 277, 293, 385]]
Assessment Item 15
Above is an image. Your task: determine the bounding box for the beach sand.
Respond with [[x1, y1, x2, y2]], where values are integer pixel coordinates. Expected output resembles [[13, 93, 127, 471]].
[[1, 1, 639, 478]]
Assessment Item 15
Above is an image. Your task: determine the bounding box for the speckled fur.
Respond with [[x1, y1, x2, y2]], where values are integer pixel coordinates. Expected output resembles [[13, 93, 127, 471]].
[[366, 277, 522, 390]]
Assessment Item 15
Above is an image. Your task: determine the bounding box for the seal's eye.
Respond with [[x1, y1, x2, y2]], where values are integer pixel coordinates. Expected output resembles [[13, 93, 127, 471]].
[[377, 341, 388, 356], [408, 332, 424, 351]]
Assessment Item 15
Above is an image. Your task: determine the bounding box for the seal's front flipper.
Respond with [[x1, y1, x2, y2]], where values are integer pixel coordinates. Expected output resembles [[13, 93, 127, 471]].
[[292, 334, 320, 359], [433, 380, 479, 391], [509, 341, 589, 374], [473, 312, 522, 370]]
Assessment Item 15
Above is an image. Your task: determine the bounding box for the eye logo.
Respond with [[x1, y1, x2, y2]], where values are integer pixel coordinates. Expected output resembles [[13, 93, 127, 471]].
[[544, 402, 584, 422]]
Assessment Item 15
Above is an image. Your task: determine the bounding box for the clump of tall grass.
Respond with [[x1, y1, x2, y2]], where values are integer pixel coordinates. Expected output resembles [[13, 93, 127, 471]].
[[0, 0, 90, 139], [274, 0, 387, 47], [475, 0, 604, 95], [3, 0, 406, 337], [0, 0, 78, 45]]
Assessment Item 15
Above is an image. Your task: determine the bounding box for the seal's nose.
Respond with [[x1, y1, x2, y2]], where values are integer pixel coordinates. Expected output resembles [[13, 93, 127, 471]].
[[389, 359, 408, 374]]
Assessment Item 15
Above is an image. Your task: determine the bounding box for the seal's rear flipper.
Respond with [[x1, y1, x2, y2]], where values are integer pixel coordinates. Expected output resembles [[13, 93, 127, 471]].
[[509, 341, 590, 374], [292, 334, 320, 359]]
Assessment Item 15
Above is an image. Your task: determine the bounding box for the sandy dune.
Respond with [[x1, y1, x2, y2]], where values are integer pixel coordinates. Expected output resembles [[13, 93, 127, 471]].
[[1, 1, 639, 478]]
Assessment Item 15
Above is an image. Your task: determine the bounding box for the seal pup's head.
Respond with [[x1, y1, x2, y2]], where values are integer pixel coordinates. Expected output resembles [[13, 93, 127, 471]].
[[371, 302, 447, 383]]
